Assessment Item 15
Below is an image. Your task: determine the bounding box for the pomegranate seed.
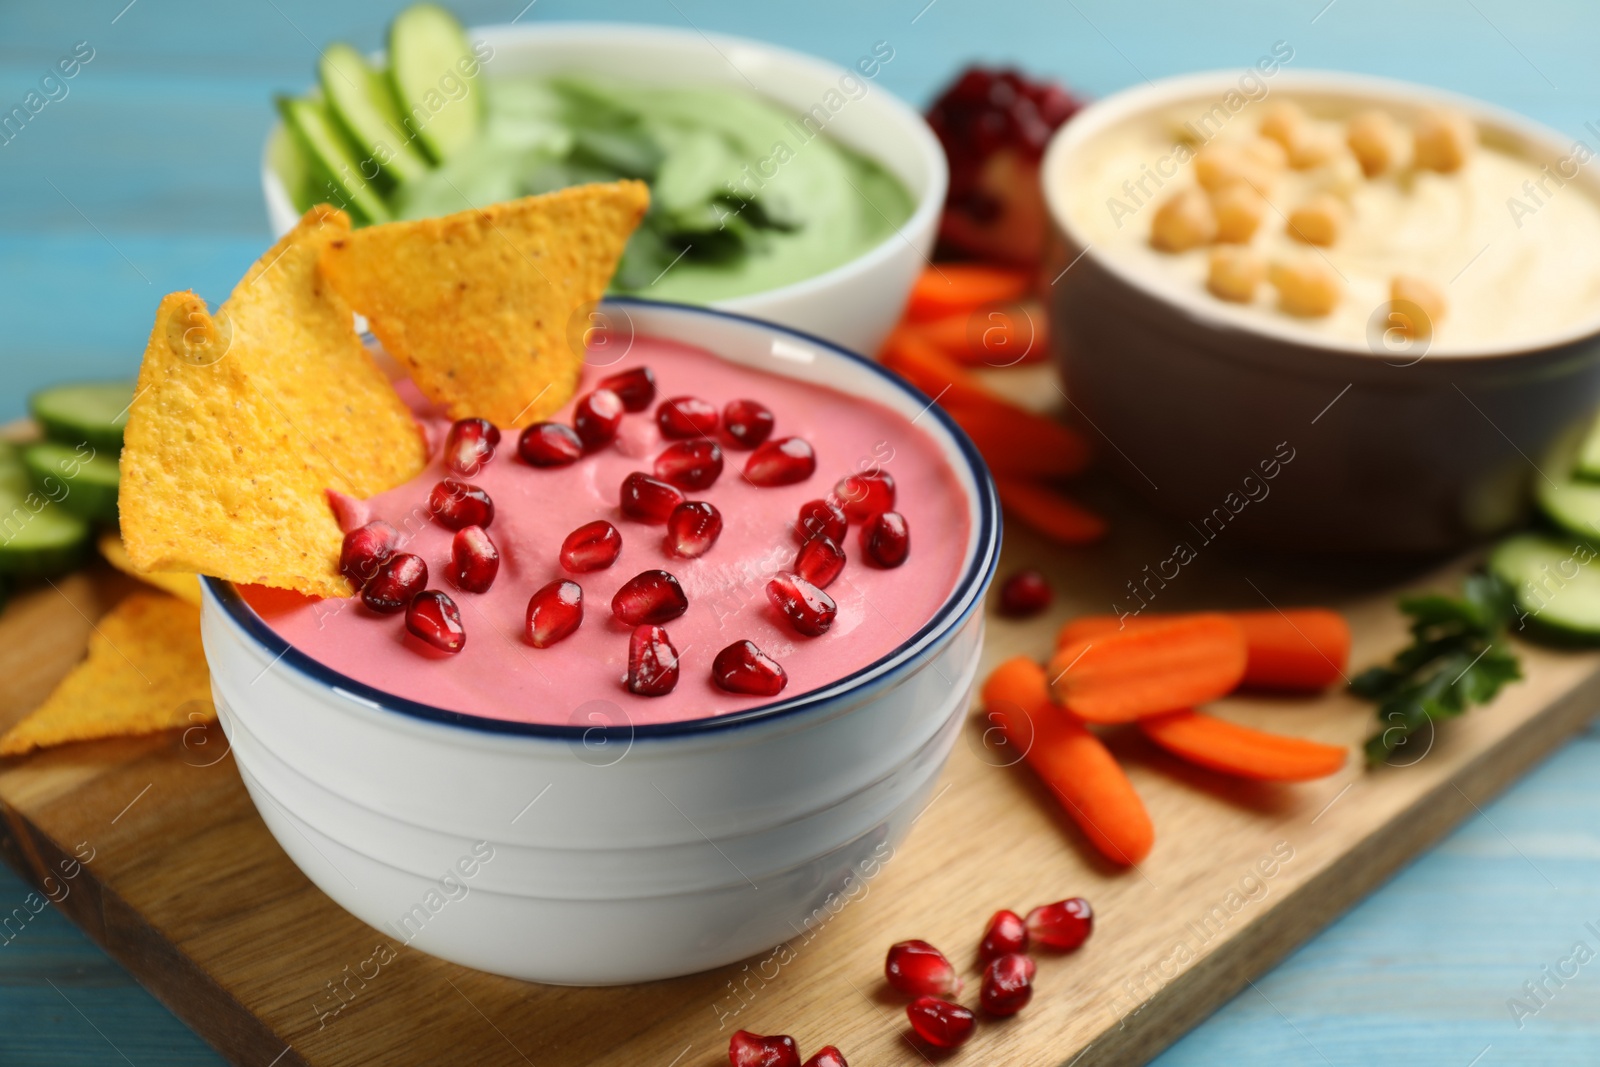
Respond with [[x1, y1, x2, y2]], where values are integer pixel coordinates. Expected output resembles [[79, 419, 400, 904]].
[[448, 525, 499, 593], [998, 569, 1052, 617], [1026, 897, 1093, 950], [657, 395, 719, 438], [361, 552, 427, 613], [429, 480, 494, 530], [726, 1030, 800, 1067], [405, 590, 466, 653], [627, 624, 680, 696], [722, 399, 774, 450], [885, 940, 962, 998], [801, 1049, 848, 1067], [834, 470, 896, 521], [665, 501, 722, 558], [793, 498, 847, 546], [905, 996, 975, 1049], [573, 388, 625, 451], [860, 511, 910, 568], [767, 572, 837, 636], [525, 579, 583, 648], [518, 422, 584, 467], [978, 909, 1029, 962], [980, 953, 1037, 1016], [612, 569, 688, 625], [443, 417, 500, 475], [339, 519, 398, 587], [560, 519, 622, 572], [619, 472, 685, 523], [654, 439, 724, 491], [745, 437, 816, 487], [598, 366, 656, 412], [794, 535, 845, 588], [712, 640, 788, 696]]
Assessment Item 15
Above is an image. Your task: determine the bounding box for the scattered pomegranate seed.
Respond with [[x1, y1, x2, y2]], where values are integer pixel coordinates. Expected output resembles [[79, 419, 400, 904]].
[[794, 535, 846, 588], [767, 572, 837, 636], [978, 909, 1029, 962], [619, 472, 685, 524], [905, 996, 975, 1049], [518, 422, 584, 467], [980, 953, 1037, 1016], [573, 388, 625, 451], [793, 498, 847, 546], [722, 399, 775, 450], [405, 590, 466, 653], [657, 395, 719, 438], [860, 511, 910, 568], [800, 1049, 848, 1067], [448, 525, 499, 593], [525, 579, 583, 648], [834, 470, 896, 521], [998, 569, 1052, 617], [339, 519, 398, 588], [712, 640, 788, 696], [1026, 897, 1093, 950], [654, 439, 724, 491], [665, 501, 722, 558], [443, 417, 500, 475], [361, 552, 427, 613], [560, 519, 622, 572], [598, 365, 656, 412], [612, 569, 688, 625], [726, 1030, 800, 1067], [745, 437, 816, 486], [429, 480, 494, 530], [627, 624, 680, 696], [885, 940, 962, 998]]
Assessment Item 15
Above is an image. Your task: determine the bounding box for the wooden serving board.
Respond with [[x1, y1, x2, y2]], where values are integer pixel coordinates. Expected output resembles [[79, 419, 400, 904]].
[[3, 484, 1599, 1067]]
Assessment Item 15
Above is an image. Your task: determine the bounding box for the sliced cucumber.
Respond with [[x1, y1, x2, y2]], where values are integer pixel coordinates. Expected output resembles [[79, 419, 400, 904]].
[[1535, 420, 1600, 542], [29, 381, 133, 453], [277, 96, 392, 225], [388, 3, 482, 164], [1576, 409, 1600, 482], [0, 443, 91, 577], [1491, 533, 1600, 639], [23, 442, 120, 525], [320, 42, 432, 185]]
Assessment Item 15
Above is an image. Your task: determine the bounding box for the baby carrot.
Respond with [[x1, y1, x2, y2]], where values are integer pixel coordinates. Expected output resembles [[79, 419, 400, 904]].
[[1139, 710, 1347, 781], [915, 304, 1050, 366], [907, 263, 1033, 321], [1049, 614, 1248, 723], [981, 657, 1154, 865], [945, 399, 1091, 480], [995, 477, 1107, 545], [879, 326, 996, 411]]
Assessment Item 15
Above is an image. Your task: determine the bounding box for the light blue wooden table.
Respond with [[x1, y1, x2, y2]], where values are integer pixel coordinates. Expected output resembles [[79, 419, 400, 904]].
[[2, 1, 1597, 1063]]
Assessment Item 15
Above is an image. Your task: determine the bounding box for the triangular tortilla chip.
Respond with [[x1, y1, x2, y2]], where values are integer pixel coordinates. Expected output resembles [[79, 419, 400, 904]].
[[0, 593, 211, 756], [319, 181, 649, 429], [97, 530, 202, 606], [119, 206, 427, 597]]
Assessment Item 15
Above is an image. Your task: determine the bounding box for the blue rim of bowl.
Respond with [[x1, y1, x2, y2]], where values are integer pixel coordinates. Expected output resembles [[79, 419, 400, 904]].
[[206, 297, 1002, 741]]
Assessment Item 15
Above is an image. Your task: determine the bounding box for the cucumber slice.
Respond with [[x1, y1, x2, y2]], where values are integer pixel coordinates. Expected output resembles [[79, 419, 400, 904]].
[[388, 3, 482, 164], [1490, 533, 1600, 638], [29, 381, 133, 453], [277, 96, 392, 225], [23, 442, 120, 525], [319, 42, 432, 185], [1576, 409, 1600, 482], [0, 443, 91, 577]]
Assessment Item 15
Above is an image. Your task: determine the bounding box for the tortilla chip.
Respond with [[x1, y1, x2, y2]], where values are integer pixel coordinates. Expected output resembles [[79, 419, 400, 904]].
[[319, 181, 649, 429], [0, 593, 211, 756], [97, 530, 203, 606], [119, 206, 427, 598]]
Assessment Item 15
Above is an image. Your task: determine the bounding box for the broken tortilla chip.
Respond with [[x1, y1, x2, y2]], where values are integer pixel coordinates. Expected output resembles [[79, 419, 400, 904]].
[[98, 530, 203, 606], [0, 593, 211, 756], [118, 206, 427, 598], [319, 181, 649, 429]]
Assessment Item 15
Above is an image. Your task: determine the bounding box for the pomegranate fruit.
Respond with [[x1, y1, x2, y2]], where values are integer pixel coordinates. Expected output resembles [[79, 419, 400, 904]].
[[429, 480, 494, 530], [361, 552, 427, 614], [572, 388, 625, 451], [657, 395, 719, 438], [443, 417, 500, 475], [654, 439, 724, 491], [980, 952, 1036, 1016], [619, 472, 685, 524], [905, 996, 975, 1049], [405, 590, 466, 653], [860, 511, 910, 568], [448, 525, 499, 593], [560, 520, 622, 572], [665, 501, 722, 558], [612, 569, 688, 625], [998, 569, 1052, 617], [711, 640, 787, 696], [1026, 897, 1093, 950], [793, 498, 847, 546], [598, 365, 656, 412], [726, 1030, 800, 1067], [793, 535, 845, 588], [744, 437, 815, 487], [525, 579, 583, 648], [766, 572, 837, 636], [978, 909, 1029, 962], [722, 398, 774, 450], [833, 470, 895, 522], [339, 519, 398, 588], [518, 422, 584, 467], [627, 624, 680, 696]]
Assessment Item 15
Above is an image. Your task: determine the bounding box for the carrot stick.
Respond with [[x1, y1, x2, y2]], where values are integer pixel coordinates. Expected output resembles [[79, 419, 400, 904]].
[[995, 477, 1107, 545], [879, 326, 996, 411], [916, 304, 1050, 366], [945, 398, 1091, 479], [1048, 614, 1248, 723], [1056, 609, 1350, 692], [908, 264, 1033, 321], [981, 657, 1154, 865], [1138, 710, 1347, 781]]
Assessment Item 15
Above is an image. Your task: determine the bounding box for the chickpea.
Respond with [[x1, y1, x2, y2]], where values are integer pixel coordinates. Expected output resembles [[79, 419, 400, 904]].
[[1241, 136, 1289, 172], [1287, 193, 1348, 246], [1150, 187, 1218, 252], [1211, 183, 1267, 243], [1260, 101, 1308, 149], [1195, 144, 1273, 194], [1285, 126, 1341, 169], [1269, 258, 1342, 317], [1413, 107, 1476, 172], [1390, 274, 1447, 337], [1346, 109, 1403, 177], [1208, 246, 1266, 303]]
